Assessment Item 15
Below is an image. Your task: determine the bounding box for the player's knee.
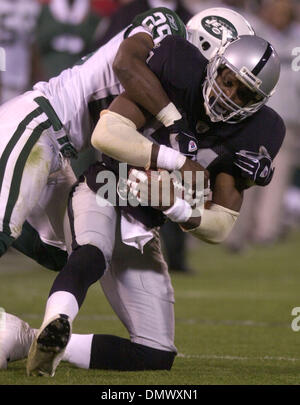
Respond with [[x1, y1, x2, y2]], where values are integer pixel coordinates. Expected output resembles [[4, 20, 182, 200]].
[[0, 232, 14, 257], [139, 345, 177, 371], [89, 335, 177, 371], [68, 244, 107, 286], [76, 232, 113, 266]]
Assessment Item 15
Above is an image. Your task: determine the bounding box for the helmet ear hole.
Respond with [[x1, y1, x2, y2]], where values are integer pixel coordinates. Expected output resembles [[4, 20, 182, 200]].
[[202, 42, 211, 51]]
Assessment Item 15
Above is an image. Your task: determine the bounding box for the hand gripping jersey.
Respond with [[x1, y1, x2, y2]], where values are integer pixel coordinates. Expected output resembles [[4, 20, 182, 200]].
[[33, 7, 187, 153]]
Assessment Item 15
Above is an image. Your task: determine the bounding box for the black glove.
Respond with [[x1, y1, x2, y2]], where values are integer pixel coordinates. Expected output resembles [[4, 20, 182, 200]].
[[167, 118, 198, 160], [234, 146, 274, 186]]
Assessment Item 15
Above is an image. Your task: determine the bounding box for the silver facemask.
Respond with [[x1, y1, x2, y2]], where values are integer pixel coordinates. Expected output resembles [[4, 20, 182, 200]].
[[203, 35, 281, 124]]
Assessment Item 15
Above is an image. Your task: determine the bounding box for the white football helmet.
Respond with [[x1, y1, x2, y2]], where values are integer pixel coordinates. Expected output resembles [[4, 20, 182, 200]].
[[187, 7, 255, 60]]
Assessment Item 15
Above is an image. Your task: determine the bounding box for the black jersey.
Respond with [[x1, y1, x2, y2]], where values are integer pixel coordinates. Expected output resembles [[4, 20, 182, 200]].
[[83, 35, 286, 229], [147, 36, 286, 189]]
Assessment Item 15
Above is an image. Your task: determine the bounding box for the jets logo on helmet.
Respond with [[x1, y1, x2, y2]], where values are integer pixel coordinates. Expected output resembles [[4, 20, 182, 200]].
[[201, 16, 238, 41], [187, 7, 255, 60]]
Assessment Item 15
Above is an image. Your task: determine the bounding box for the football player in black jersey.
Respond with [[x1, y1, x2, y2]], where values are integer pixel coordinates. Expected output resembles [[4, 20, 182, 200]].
[[22, 32, 285, 377], [102, 34, 284, 217]]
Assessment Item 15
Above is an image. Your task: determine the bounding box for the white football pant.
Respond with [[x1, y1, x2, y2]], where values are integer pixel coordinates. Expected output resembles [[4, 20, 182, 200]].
[[64, 180, 177, 353]]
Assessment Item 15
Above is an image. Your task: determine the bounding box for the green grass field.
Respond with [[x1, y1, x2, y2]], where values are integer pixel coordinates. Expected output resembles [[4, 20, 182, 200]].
[[1, 231, 300, 386]]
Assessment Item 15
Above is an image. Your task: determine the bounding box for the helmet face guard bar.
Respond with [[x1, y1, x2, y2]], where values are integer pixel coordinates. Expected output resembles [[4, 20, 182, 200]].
[[203, 55, 269, 124]]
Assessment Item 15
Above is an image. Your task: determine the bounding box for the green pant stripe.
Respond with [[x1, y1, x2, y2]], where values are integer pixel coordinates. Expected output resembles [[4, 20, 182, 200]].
[[3, 119, 52, 236], [34, 97, 63, 131], [0, 107, 43, 194]]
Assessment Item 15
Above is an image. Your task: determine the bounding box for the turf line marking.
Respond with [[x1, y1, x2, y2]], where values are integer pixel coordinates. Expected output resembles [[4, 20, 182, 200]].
[[175, 290, 297, 301], [20, 313, 289, 329], [21, 313, 118, 321], [177, 318, 290, 328], [178, 353, 300, 362]]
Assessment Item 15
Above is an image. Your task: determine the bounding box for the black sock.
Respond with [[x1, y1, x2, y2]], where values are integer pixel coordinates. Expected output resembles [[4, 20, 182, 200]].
[[49, 244, 106, 307], [89, 334, 176, 371]]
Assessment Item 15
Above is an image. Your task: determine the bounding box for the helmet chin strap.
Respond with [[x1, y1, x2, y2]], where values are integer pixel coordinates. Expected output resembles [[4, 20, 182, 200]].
[[203, 82, 220, 122], [221, 28, 229, 46], [218, 28, 230, 56], [208, 29, 229, 60]]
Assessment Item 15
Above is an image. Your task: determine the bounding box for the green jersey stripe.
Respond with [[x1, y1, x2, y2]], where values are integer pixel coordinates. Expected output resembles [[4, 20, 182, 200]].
[[34, 97, 63, 131], [0, 107, 43, 194], [34, 96, 78, 159], [3, 119, 52, 236]]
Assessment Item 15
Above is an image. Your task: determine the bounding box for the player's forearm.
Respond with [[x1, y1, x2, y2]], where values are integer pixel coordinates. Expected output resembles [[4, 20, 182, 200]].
[[113, 34, 181, 125], [179, 173, 243, 243], [179, 204, 239, 244], [126, 168, 236, 244], [159, 195, 239, 244], [91, 110, 186, 170], [114, 50, 169, 116]]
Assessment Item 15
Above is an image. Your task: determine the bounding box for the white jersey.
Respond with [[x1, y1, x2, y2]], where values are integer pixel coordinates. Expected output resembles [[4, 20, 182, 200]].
[[33, 7, 187, 153], [0, 7, 186, 253], [34, 29, 126, 152]]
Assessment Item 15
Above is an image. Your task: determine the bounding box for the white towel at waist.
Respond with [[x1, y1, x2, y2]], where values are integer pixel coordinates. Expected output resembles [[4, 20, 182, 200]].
[[120, 211, 155, 252]]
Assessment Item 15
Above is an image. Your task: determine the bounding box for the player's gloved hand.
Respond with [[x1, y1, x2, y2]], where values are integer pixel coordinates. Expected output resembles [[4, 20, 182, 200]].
[[167, 118, 199, 160], [166, 118, 210, 194], [234, 146, 274, 186]]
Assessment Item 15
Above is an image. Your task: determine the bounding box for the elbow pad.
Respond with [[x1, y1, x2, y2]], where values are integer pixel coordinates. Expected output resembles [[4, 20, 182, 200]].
[[91, 110, 153, 169], [185, 203, 239, 244]]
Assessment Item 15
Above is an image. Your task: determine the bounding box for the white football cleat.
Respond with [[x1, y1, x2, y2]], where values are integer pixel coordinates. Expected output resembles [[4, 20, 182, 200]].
[[0, 312, 36, 369], [26, 314, 71, 377]]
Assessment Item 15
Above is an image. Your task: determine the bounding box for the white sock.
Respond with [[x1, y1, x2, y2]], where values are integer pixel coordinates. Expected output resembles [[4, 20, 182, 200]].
[[62, 333, 94, 369], [11, 327, 37, 361], [42, 291, 79, 328]]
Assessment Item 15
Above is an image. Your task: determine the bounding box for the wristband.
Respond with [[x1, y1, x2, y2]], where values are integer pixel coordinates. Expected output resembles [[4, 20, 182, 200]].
[[157, 145, 186, 171], [156, 102, 182, 127], [163, 197, 193, 223]]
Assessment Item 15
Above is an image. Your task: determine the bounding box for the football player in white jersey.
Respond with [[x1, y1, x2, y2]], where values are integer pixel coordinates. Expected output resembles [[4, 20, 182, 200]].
[[0, 7, 255, 265], [1, 8, 271, 375], [0, 7, 186, 261]]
